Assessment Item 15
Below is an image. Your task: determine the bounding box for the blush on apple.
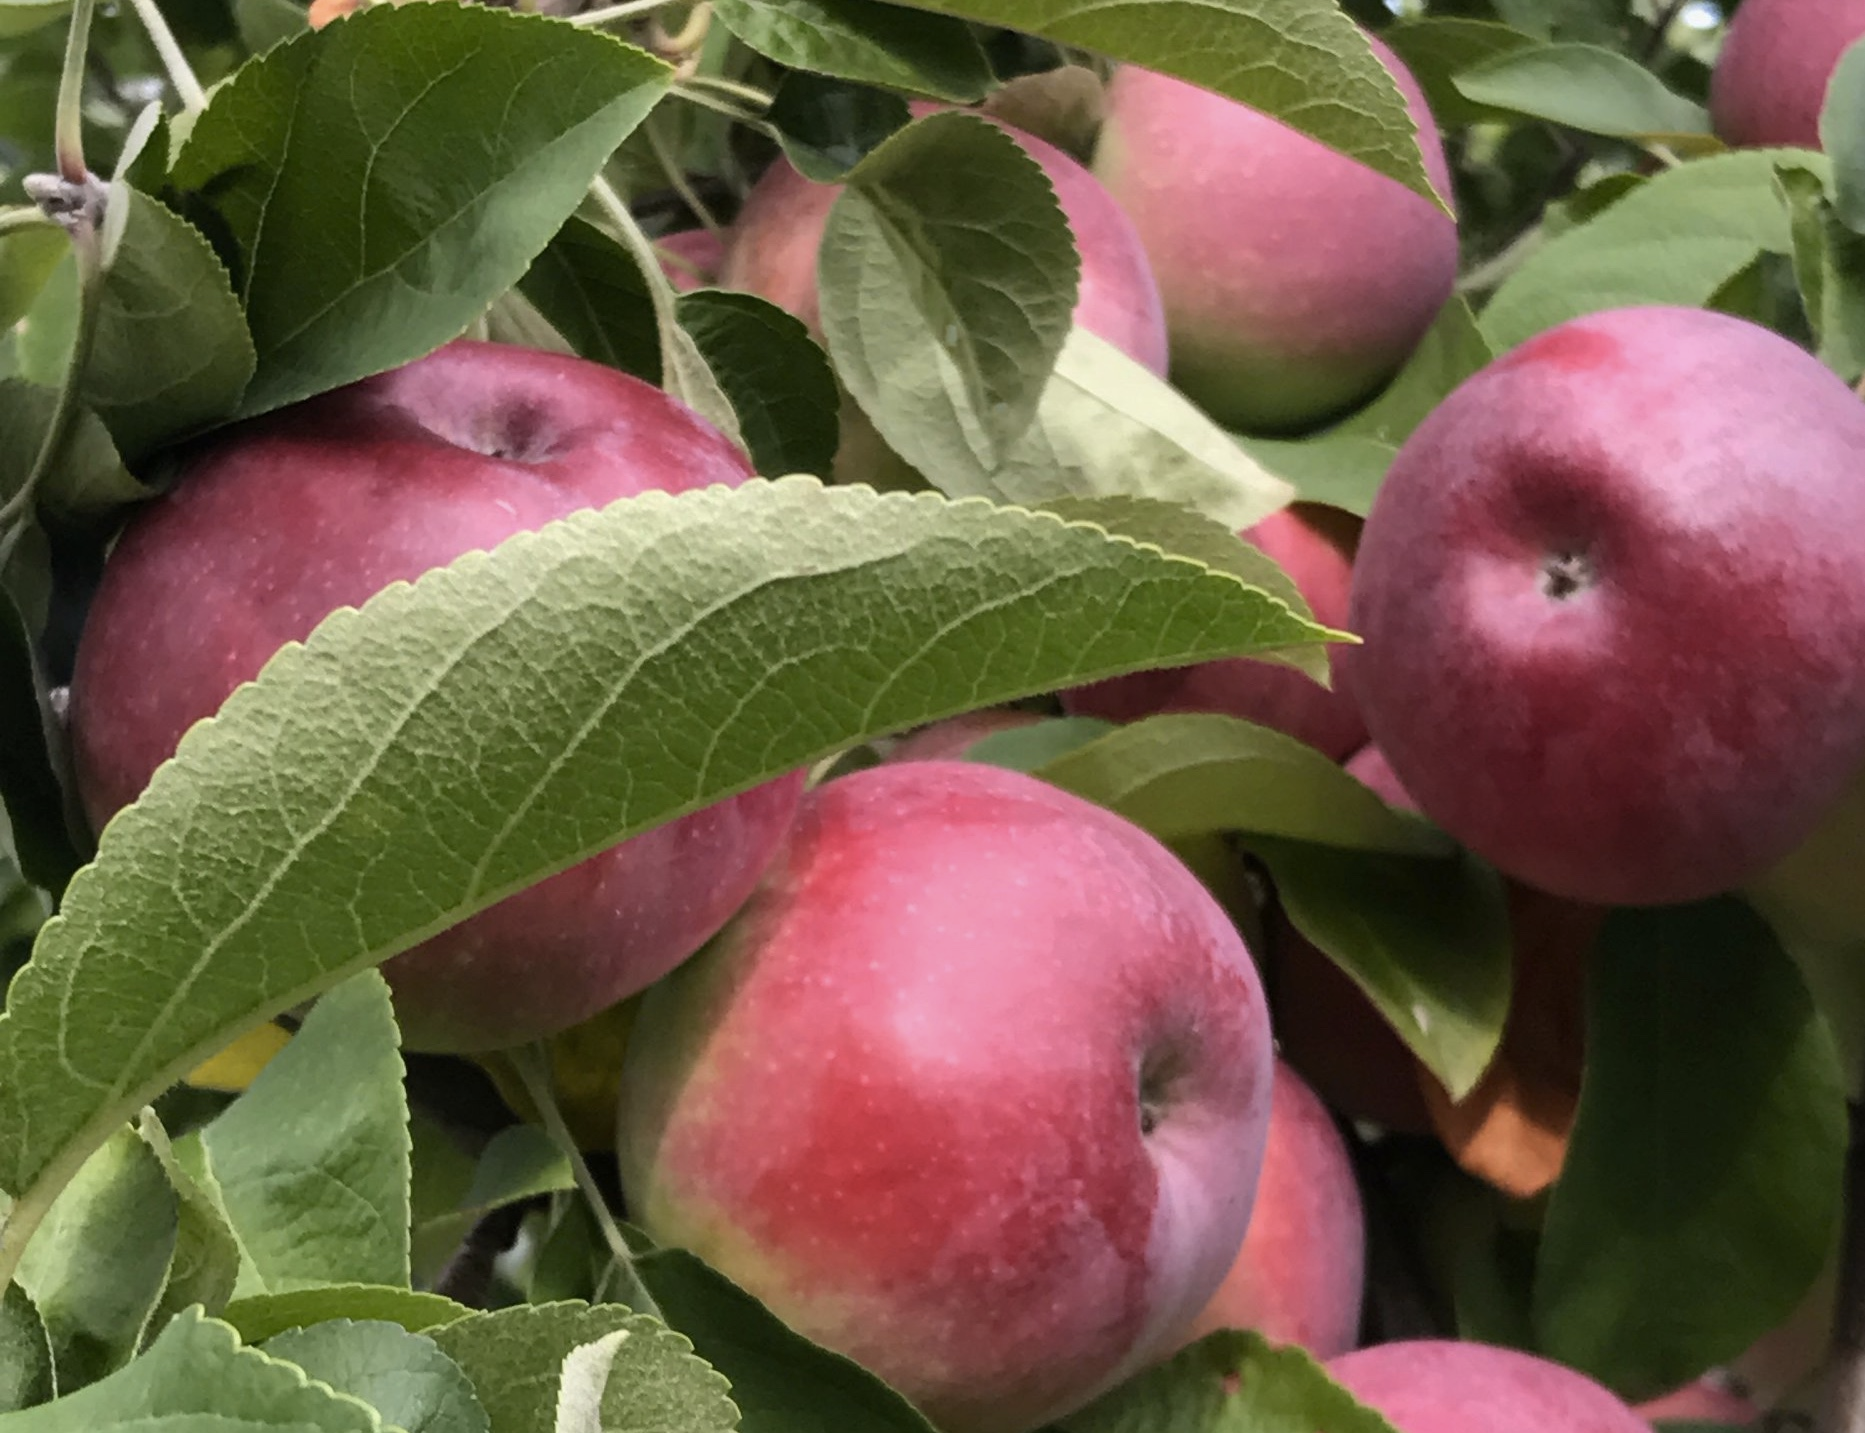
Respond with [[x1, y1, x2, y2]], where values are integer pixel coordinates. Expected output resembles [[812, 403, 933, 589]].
[[68, 339, 805, 1054], [1347, 305, 1865, 906], [1327, 1340, 1649, 1433], [617, 760, 1274, 1433]]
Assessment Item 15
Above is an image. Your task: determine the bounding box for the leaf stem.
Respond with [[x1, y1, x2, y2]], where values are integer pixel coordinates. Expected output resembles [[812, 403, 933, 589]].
[[53, 0, 99, 182], [569, 0, 681, 27], [1821, 1102, 1865, 1433], [675, 73, 772, 111], [508, 1041, 664, 1321], [121, 0, 207, 113]]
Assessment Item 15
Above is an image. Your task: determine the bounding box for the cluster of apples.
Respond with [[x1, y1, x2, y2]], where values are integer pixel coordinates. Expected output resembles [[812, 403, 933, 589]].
[[61, 0, 1865, 1430]]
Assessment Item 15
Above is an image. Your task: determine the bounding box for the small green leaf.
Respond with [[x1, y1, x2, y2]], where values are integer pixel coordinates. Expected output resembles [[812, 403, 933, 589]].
[[138, 1110, 241, 1332], [767, 72, 909, 182], [519, 216, 661, 384], [1778, 162, 1865, 381], [711, 0, 992, 102], [222, 1287, 471, 1346], [0, 379, 152, 521], [1822, 36, 1865, 233], [263, 1320, 488, 1433], [1382, 17, 1542, 128], [0, 1282, 54, 1413], [822, 111, 1079, 475], [1481, 149, 1815, 352], [169, 3, 672, 416], [962, 716, 1114, 772], [676, 290, 840, 477], [0, 227, 65, 331], [1053, 1328, 1402, 1433], [889, 0, 1443, 206], [0, 1306, 382, 1431], [461, 1125, 576, 1215], [197, 971, 411, 1296], [429, 1303, 735, 1433], [1452, 42, 1711, 145], [14, 1124, 177, 1390], [1533, 899, 1846, 1399]]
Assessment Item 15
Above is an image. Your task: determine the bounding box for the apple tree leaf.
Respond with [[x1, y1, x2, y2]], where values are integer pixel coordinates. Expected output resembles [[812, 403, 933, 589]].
[[0, 478, 1329, 1269], [0, 1305, 383, 1432], [262, 1320, 488, 1433], [0, 1280, 55, 1412], [0, 0, 64, 40], [1450, 42, 1711, 146], [768, 72, 911, 182], [193, 971, 411, 1297], [821, 111, 1079, 477], [223, 1287, 471, 1346], [137, 1110, 242, 1334], [711, 0, 992, 102], [1381, 17, 1542, 128], [14, 1122, 177, 1391], [1778, 161, 1865, 382], [520, 216, 661, 385], [0, 520, 83, 896], [556, 1329, 631, 1433], [1821, 36, 1865, 234], [1533, 899, 1846, 1399], [676, 290, 840, 479], [887, 0, 1443, 206], [1053, 1328, 1402, 1433], [0, 226, 65, 331], [169, 3, 671, 417]]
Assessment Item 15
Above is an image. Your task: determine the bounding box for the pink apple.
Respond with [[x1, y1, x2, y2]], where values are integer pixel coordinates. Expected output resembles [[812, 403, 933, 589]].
[[1064, 503, 1366, 759], [1347, 305, 1865, 906], [657, 227, 727, 292], [69, 339, 805, 1053], [617, 760, 1274, 1433], [1177, 1059, 1364, 1358], [1093, 34, 1459, 432], [721, 113, 1169, 375], [1635, 1376, 1759, 1424], [1327, 1341, 1649, 1433], [1710, 0, 1865, 148]]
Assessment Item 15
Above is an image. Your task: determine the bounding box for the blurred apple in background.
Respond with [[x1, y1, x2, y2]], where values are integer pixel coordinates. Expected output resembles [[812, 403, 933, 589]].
[[69, 340, 805, 1053], [657, 227, 727, 291], [1710, 0, 1865, 147], [1328, 1340, 1650, 1432], [618, 760, 1274, 1433], [1092, 34, 1459, 433]]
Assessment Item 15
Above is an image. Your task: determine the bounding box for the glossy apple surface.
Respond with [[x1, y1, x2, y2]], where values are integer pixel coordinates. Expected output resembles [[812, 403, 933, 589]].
[[69, 339, 804, 1053], [618, 760, 1274, 1433], [1328, 1341, 1649, 1432], [1064, 503, 1365, 759], [1093, 35, 1458, 432], [1347, 305, 1865, 905], [1178, 1059, 1364, 1357], [1710, 0, 1865, 148]]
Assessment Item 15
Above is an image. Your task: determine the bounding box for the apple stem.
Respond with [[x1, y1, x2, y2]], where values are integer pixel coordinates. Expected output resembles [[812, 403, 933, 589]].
[[507, 1041, 665, 1322], [1821, 1104, 1865, 1433], [121, 0, 207, 114]]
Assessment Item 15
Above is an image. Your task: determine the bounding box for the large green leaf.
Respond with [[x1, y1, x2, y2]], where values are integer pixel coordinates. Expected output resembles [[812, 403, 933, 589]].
[[1533, 900, 1847, 1399], [711, 0, 992, 102], [262, 1321, 488, 1433], [1451, 43, 1711, 145], [169, 3, 671, 416], [195, 972, 410, 1296], [888, 0, 1443, 205], [0, 479, 1326, 1263]]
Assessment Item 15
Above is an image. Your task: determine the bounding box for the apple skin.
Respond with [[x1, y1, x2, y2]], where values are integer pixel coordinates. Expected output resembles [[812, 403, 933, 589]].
[[1327, 1341, 1649, 1433], [617, 760, 1274, 1433], [1176, 1059, 1364, 1357], [1710, 0, 1865, 148], [1634, 1377, 1759, 1424], [1063, 503, 1366, 759], [1092, 35, 1458, 433], [721, 115, 1170, 376], [657, 227, 727, 292], [1346, 304, 1865, 906], [68, 339, 805, 1054]]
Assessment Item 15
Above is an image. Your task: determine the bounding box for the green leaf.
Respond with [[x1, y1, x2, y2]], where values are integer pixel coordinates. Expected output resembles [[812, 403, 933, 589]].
[[710, 0, 992, 103], [232, 0, 306, 54], [1053, 1328, 1401, 1433], [0, 379, 152, 520], [460, 1124, 576, 1215], [821, 111, 1079, 476], [1253, 837, 1511, 1100], [767, 72, 910, 182], [1451, 43, 1711, 145], [965, 716, 1114, 772], [0, 1306, 382, 1431], [638, 1246, 936, 1433], [196, 971, 411, 1296], [676, 290, 840, 478], [0, 0, 65, 39], [1232, 434, 1395, 520], [262, 1321, 488, 1433], [1822, 36, 1865, 233], [1778, 162, 1865, 381], [137, 1109, 242, 1332], [1533, 899, 1846, 1399], [1337, 296, 1493, 449], [0, 227, 65, 331], [0, 479, 1327, 1256], [888, 0, 1444, 206], [1481, 149, 1815, 352], [169, 3, 672, 416], [519, 216, 661, 385], [429, 1303, 735, 1433], [223, 1287, 471, 1346], [1382, 18, 1542, 128], [13, 1124, 176, 1390], [1033, 714, 1447, 856], [0, 1283, 54, 1413], [79, 189, 254, 460], [0, 528, 83, 895]]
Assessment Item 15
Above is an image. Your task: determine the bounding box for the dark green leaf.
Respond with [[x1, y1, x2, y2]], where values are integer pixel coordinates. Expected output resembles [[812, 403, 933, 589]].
[[711, 0, 992, 103], [262, 1320, 488, 1433], [519, 216, 661, 384], [768, 72, 910, 182], [1382, 17, 1542, 128], [676, 290, 839, 477], [0, 1282, 54, 1412], [0, 526, 83, 894]]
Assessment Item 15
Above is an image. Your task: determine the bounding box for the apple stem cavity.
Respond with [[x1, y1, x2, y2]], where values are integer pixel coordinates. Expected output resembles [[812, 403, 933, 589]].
[[1539, 552, 1597, 602]]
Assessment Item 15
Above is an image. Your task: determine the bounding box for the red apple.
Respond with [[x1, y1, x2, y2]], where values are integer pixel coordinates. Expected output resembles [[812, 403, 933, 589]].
[[657, 227, 727, 292], [1063, 503, 1366, 759], [721, 114, 1169, 375], [68, 339, 805, 1053], [1346, 305, 1865, 906], [1635, 1376, 1759, 1424], [617, 760, 1274, 1433], [1710, 0, 1865, 148], [1327, 1341, 1649, 1432], [1092, 34, 1458, 432], [1177, 1059, 1364, 1358]]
